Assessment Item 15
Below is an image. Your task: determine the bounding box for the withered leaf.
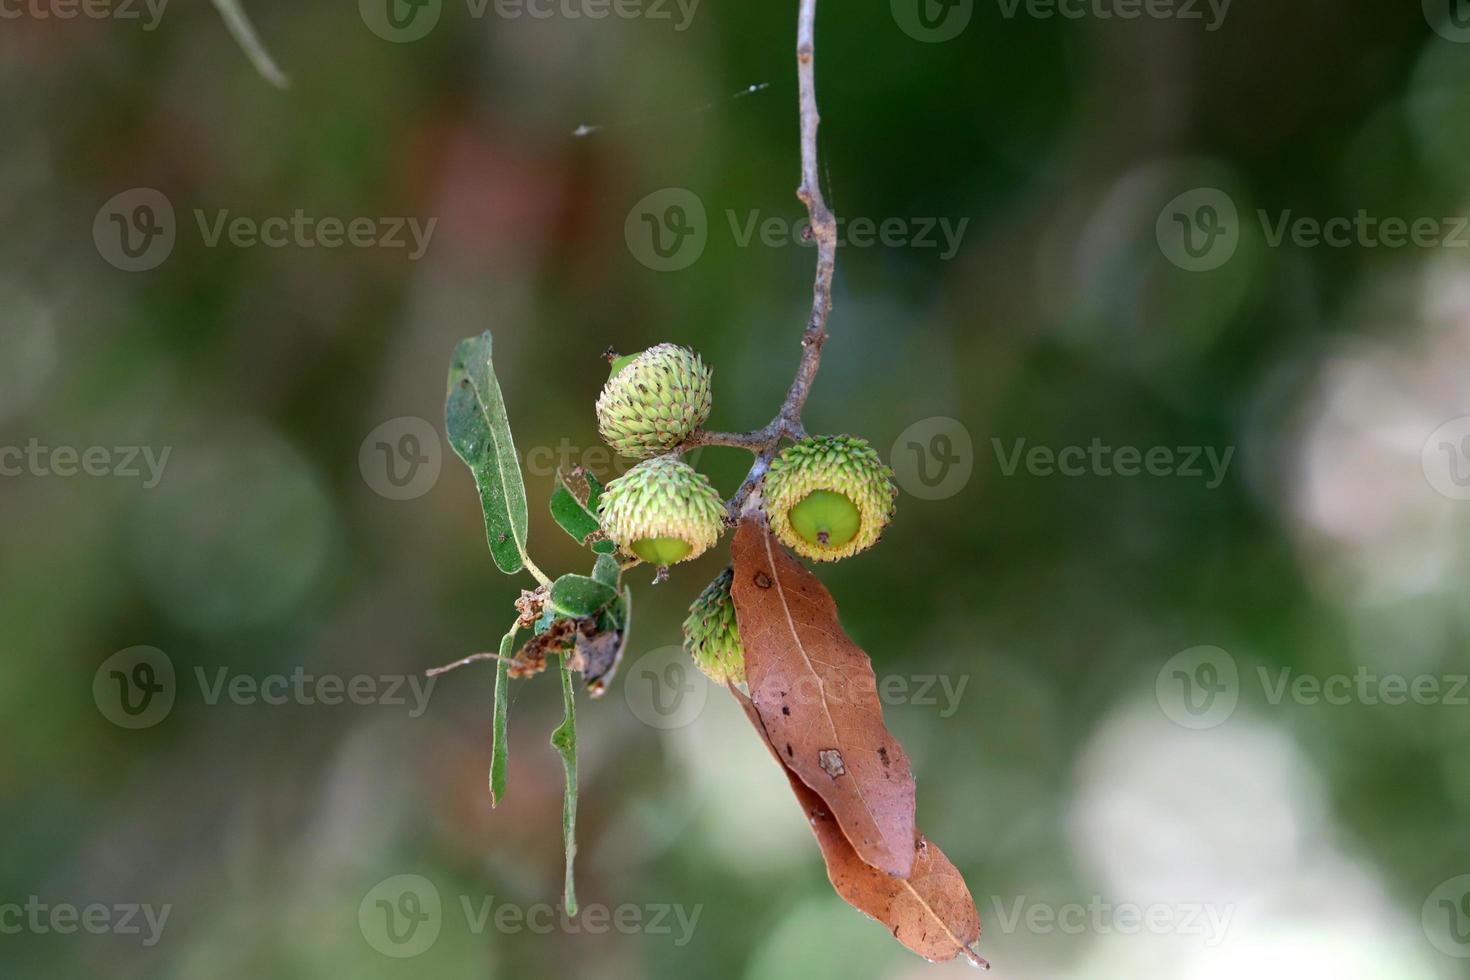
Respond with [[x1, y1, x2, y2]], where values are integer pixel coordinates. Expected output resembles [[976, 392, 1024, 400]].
[[733, 687, 986, 969], [512, 614, 624, 694], [729, 518, 917, 878]]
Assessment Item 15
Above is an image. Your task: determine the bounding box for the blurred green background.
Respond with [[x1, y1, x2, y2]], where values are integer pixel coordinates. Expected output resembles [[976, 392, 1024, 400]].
[[5, 1, 1470, 977]]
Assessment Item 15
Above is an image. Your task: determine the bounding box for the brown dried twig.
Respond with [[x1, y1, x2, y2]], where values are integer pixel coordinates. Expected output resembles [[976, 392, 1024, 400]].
[[673, 0, 836, 518]]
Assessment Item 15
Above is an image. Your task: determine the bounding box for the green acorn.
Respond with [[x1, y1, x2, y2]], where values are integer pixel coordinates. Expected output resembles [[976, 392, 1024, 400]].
[[682, 566, 744, 684], [596, 344, 712, 458], [597, 456, 725, 566], [763, 435, 897, 562]]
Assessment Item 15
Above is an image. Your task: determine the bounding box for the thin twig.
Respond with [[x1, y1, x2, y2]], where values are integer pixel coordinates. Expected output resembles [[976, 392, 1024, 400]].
[[674, 0, 835, 517], [426, 651, 513, 678], [427, 650, 578, 678]]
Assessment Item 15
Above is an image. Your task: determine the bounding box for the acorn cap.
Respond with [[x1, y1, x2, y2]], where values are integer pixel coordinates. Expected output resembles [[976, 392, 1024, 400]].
[[763, 434, 897, 562], [596, 344, 712, 458], [682, 566, 744, 685], [597, 456, 725, 566]]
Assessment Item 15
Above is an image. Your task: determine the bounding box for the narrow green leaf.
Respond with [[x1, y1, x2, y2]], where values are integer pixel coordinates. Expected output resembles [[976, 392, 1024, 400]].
[[549, 574, 617, 617], [552, 653, 578, 916], [210, 0, 290, 89], [585, 472, 605, 512], [550, 471, 601, 545], [489, 627, 516, 807], [592, 553, 620, 590], [446, 332, 530, 575]]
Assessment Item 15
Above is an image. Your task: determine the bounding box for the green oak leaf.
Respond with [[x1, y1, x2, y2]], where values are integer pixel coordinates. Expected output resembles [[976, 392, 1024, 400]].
[[549, 574, 617, 617], [446, 331, 530, 575], [552, 653, 578, 916], [550, 469, 601, 546]]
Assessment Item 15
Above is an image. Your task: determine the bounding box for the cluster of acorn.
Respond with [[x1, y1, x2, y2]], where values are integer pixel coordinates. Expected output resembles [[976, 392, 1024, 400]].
[[593, 344, 898, 686]]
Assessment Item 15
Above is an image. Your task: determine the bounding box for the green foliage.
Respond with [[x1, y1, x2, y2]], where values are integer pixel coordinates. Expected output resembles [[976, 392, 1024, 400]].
[[489, 627, 515, 808], [550, 470, 602, 545], [549, 574, 618, 617], [552, 654, 579, 916], [446, 331, 531, 575]]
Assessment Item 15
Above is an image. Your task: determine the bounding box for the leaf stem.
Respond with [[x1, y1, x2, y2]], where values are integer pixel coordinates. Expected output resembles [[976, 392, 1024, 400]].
[[521, 553, 554, 589]]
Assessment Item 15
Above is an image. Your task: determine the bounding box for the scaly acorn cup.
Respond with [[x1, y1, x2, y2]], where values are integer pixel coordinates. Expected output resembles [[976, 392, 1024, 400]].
[[597, 456, 725, 566], [682, 566, 744, 685], [596, 344, 713, 458], [763, 435, 897, 562]]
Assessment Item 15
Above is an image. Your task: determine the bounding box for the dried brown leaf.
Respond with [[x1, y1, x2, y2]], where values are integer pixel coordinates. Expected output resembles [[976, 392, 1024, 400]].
[[729, 517, 917, 877], [733, 687, 986, 968]]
